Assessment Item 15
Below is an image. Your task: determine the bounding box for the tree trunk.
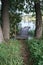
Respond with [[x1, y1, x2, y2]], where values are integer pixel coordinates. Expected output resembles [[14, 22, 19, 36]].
[[1, 0, 10, 40], [35, 1, 42, 39], [0, 26, 4, 43]]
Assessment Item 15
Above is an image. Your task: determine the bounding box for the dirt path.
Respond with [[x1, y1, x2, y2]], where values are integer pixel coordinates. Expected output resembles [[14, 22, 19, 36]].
[[19, 40, 30, 65]]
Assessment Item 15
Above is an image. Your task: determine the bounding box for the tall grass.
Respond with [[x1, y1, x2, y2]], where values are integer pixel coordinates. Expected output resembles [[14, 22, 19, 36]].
[[0, 39, 23, 65], [26, 39, 43, 65]]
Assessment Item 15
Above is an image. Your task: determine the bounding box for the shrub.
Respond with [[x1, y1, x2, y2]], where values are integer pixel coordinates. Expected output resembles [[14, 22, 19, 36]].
[[0, 39, 23, 65], [26, 39, 43, 65], [28, 30, 35, 37]]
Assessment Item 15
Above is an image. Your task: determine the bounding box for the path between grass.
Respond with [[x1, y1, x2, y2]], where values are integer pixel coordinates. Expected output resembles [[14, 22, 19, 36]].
[[19, 40, 30, 65]]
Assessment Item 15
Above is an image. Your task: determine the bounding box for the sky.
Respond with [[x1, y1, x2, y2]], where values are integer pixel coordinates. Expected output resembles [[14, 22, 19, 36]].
[[0, 1, 1, 5]]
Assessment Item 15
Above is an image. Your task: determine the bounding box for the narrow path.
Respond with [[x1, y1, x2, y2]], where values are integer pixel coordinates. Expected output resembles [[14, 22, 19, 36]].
[[19, 40, 30, 65]]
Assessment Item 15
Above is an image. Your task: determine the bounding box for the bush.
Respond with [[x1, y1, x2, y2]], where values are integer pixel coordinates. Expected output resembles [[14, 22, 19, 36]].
[[10, 13, 21, 38], [28, 30, 35, 37], [26, 39, 43, 65], [0, 39, 23, 65]]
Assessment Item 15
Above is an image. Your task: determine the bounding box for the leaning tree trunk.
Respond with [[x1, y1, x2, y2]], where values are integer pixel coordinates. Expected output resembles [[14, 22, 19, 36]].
[[35, 1, 42, 39], [1, 0, 10, 41], [0, 26, 4, 43]]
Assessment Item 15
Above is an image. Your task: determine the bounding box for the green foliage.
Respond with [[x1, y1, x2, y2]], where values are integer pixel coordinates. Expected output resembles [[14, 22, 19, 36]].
[[0, 40, 23, 65], [9, 13, 21, 38], [26, 39, 43, 65], [9, 0, 24, 12], [28, 30, 35, 37]]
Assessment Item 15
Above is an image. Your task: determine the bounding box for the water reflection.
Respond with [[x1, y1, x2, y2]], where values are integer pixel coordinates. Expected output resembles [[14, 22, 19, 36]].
[[17, 21, 35, 39], [18, 21, 35, 31]]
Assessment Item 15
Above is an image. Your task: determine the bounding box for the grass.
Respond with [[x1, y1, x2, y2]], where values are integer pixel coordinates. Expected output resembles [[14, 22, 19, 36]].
[[26, 39, 43, 65], [0, 39, 23, 65]]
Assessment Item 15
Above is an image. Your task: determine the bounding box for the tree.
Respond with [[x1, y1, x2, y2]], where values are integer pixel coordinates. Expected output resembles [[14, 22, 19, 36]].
[[0, 0, 4, 43], [34, 1, 42, 39], [1, 0, 10, 41], [24, 0, 43, 39], [0, 26, 4, 43]]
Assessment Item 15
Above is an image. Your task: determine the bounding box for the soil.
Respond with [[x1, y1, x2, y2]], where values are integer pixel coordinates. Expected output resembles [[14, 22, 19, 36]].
[[19, 40, 30, 65]]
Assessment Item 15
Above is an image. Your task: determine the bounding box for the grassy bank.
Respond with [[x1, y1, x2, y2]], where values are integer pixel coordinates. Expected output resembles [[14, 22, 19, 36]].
[[26, 39, 43, 65], [0, 39, 23, 65]]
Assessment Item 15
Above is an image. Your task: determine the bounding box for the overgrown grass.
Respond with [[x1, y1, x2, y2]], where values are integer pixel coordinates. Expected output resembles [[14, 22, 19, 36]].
[[26, 39, 43, 65], [0, 39, 23, 65]]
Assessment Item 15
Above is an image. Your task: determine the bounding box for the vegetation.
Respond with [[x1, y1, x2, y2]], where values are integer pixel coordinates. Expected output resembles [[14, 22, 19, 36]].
[[10, 13, 21, 38], [0, 0, 43, 42], [0, 0, 43, 65], [0, 40, 23, 65], [26, 39, 43, 65], [28, 30, 35, 37]]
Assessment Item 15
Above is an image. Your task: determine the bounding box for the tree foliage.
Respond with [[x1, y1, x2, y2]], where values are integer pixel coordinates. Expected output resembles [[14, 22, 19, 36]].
[[9, 13, 21, 38]]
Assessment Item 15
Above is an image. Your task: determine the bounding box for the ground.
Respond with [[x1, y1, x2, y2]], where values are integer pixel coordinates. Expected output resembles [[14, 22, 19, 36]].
[[19, 40, 30, 65]]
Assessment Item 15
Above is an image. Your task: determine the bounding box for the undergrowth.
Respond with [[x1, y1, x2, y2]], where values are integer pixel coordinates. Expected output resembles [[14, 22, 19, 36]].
[[0, 39, 23, 65], [26, 39, 43, 65]]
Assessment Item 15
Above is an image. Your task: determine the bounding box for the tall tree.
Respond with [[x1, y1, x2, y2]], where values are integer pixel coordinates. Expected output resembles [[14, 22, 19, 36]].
[[25, 0, 43, 39], [0, 0, 4, 43], [35, 1, 42, 39], [0, 26, 4, 43], [1, 0, 10, 40]]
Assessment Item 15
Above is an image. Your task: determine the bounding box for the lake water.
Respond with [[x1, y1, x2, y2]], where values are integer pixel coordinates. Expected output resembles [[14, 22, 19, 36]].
[[18, 21, 35, 31], [17, 21, 35, 39]]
